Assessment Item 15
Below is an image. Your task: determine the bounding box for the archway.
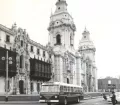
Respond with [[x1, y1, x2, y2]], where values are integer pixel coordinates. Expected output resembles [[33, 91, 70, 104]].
[[19, 80, 24, 94]]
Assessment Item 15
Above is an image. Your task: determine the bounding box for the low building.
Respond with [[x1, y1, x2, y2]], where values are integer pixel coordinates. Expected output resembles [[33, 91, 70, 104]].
[[98, 77, 120, 92]]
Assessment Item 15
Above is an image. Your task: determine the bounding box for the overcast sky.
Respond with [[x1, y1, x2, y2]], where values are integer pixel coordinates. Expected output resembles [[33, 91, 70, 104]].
[[0, 0, 120, 79]]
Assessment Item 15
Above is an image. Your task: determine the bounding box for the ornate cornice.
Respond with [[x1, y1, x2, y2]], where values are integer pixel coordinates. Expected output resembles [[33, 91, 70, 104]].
[[79, 47, 96, 52], [0, 24, 15, 35], [48, 22, 76, 31], [28, 39, 48, 51]]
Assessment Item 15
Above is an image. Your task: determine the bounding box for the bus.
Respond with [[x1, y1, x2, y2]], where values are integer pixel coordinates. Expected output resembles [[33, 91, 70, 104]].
[[39, 82, 84, 105]]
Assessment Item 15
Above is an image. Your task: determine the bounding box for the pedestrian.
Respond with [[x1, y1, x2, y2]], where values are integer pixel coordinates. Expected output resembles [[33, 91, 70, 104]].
[[103, 93, 107, 100], [111, 91, 116, 105]]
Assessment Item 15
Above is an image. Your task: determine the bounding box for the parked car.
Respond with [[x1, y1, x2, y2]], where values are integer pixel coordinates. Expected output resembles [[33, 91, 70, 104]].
[[107, 92, 120, 104]]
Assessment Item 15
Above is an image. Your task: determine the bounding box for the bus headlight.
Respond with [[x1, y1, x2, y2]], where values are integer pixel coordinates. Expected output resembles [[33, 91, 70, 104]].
[[55, 95, 58, 98]]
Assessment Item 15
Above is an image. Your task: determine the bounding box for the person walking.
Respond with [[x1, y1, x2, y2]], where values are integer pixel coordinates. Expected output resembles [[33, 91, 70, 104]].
[[103, 93, 107, 100], [111, 91, 116, 105]]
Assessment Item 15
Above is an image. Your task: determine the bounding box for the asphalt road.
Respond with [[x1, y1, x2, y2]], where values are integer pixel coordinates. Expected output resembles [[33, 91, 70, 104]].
[[0, 97, 117, 105]]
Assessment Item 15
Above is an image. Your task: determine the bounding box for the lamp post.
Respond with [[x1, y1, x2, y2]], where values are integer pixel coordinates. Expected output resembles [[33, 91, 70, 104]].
[[2, 50, 13, 102]]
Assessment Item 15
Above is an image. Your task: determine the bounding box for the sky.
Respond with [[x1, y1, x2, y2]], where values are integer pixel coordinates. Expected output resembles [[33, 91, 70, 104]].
[[0, 0, 120, 79]]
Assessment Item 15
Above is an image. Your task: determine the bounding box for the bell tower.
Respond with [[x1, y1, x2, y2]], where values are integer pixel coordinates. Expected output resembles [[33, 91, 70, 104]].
[[78, 27, 97, 92], [48, 0, 76, 53], [55, 0, 68, 13]]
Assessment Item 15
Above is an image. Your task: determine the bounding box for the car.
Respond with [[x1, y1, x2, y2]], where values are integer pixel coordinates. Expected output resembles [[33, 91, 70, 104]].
[[107, 92, 120, 104]]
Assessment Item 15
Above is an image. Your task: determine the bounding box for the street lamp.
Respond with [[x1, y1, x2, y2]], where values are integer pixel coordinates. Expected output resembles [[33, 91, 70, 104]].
[[2, 50, 13, 102]]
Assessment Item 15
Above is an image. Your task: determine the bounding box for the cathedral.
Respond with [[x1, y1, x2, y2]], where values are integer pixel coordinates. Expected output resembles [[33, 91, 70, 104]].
[[0, 0, 97, 95]]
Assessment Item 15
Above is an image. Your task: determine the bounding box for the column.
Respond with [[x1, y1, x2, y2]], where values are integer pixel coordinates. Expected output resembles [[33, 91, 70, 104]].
[[89, 64, 92, 92], [32, 82, 38, 94], [27, 77, 31, 94], [16, 75, 20, 94], [9, 77, 14, 94], [95, 68, 98, 92], [60, 57, 63, 82], [76, 56, 81, 86], [84, 62, 87, 92]]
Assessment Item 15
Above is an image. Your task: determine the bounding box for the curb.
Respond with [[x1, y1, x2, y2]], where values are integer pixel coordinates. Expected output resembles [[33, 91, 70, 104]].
[[0, 101, 40, 104], [83, 96, 102, 100], [0, 96, 103, 104]]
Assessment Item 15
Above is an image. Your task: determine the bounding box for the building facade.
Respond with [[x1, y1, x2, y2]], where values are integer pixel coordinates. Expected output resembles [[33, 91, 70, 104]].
[[98, 77, 120, 92], [78, 28, 97, 92], [0, 0, 97, 94]]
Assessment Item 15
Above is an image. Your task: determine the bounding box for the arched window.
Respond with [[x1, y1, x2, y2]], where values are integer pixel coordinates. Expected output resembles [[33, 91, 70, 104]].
[[56, 34, 61, 45], [67, 78, 69, 84]]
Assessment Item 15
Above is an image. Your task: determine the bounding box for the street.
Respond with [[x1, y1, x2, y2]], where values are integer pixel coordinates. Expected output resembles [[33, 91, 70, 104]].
[[0, 97, 118, 105]]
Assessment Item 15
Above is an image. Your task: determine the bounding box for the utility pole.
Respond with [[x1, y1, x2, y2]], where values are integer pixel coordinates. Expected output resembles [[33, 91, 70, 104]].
[[1, 47, 13, 101], [5, 51, 8, 102], [2, 50, 13, 101]]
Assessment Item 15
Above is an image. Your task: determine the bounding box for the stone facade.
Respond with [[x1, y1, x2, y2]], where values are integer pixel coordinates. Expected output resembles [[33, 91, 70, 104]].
[[0, 0, 97, 94], [78, 28, 98, 92], [0, 24, 54, 95]]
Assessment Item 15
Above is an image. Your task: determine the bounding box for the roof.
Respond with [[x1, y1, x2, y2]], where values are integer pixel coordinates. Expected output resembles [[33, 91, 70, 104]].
[[42, 82, 82, 88], [0, 24, 15, 35]]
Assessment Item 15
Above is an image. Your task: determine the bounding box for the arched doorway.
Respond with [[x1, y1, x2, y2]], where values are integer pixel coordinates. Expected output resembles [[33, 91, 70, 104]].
[[19, 80, 24, 94]]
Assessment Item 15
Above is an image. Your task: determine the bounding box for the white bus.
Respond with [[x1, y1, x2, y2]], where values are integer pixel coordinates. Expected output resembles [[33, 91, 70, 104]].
[[39, 82, 84, 105]]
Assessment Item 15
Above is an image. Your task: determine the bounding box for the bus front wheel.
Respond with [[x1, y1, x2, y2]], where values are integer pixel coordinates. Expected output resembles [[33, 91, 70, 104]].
[[77, 97, 80, 103], [64, 98, 67, 105]]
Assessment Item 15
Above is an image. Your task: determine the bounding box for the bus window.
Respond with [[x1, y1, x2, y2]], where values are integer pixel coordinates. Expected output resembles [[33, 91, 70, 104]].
[[66, 87, 68, 92], [78, 88, 80, 93], [60, 86, 63, 92], [71, 87, 73, 92], [67, 87, 69, 92], [68, 87, 70, 92], [68, 87, 71, 92], [64, 86, 67, 92], [75, 87, 77, 92], [73, 87, 74, 92], [41, 85, 59, 92]]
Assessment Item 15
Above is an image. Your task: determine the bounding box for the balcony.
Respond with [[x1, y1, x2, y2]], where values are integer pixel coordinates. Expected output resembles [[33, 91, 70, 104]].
[[30, 58, 52, 81]]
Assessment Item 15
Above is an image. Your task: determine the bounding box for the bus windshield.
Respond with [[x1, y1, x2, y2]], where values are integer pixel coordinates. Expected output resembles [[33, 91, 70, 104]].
[[41, 85, 60, 92]]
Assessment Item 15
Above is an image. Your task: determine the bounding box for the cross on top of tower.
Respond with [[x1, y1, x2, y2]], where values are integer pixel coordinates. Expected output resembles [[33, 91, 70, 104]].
[[58, 0, 66, 2]]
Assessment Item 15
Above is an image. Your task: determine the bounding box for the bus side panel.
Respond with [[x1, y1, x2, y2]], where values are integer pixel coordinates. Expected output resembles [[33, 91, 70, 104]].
[[59, 94, 66, 104]]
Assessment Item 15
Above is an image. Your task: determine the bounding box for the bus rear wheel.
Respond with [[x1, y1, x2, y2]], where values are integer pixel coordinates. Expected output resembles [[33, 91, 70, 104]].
[[64, 98, 67, 105], [47, 103, 51, 105]]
